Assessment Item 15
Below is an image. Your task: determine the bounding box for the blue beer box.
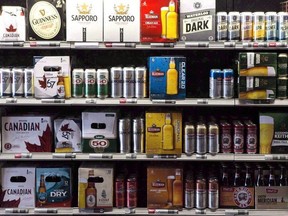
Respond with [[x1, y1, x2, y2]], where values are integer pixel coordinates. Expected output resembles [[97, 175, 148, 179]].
[[148, 56, 186, 100]]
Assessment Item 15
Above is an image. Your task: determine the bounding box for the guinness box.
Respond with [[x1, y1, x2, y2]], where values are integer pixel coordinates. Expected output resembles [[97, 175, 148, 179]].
[[27, 0, 66, 41]]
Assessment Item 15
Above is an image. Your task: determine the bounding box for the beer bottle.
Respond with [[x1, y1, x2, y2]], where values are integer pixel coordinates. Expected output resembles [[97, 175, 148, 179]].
[[256, 165, 265, 186], [57, 72, 65, 98], [38, 174, 47, 205], [221, 164, 229, 186], [173, 169, 183, 207], [85, 170, 97, 208], [279, 165, 287, 186], [233, 164, 242, 186], [268, 165, 276, 186], [244, 164, 253, 187]]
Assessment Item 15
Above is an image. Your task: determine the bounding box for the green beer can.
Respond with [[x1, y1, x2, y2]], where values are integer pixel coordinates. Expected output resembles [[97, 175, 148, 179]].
[[84, 68, 96, 98], [97, 68, 109, 99], [72, 68, 84, 98]]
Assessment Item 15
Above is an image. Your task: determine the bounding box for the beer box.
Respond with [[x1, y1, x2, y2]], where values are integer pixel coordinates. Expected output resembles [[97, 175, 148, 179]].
[[179, 0, 216, 41], [238, 53, 277, 76], [82, 111, 118, 153], [54, 117, 82, 153], [278, 53, 288, 77], [220, 187, 255, 209], [259, 112, 288, 154], [27, 0, 66, 41], [145, 112, 182, 155], [78, 164, 114, 211], [148, 56, 186, 100], [33, 56, 71, 99], [255, 186, 288, 209], [103, 0, 140, 42], [1, 167, 35, 208], [66, 0, 103, 42], [2, 116, 53, 153], [0, 6, 26, 41], [147, 166, 183, 209], [140, 0, 179, 43], [35, 167, 72, 207]]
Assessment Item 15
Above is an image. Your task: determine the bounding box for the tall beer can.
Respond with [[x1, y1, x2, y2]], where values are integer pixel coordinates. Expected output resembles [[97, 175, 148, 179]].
[[277, 12, 288, 41], [127, 174, 137, 209], [228, 12, 240, 41], [115, 175, 125, 208], [233, 121, 245, 154], [196, 175, 207, 210], [223, 69, 234, 99], [208, 177, 219, 210], [110, 67, 123, 98], [253, 12, 265, 42], [209, 69, 222, 99], [97, 68, 109, 99], [0, 68, 11, 97], [84, 69, 96, 98], [185, 174, 195, 209], [217, 12, 228, 41], [133, 118, 144, 153], [220, 121, 233, 153], [24, 67, 34, 98], [240, 12, 253, 41], [123, 67, 135, 98], [208, 123, 219, 155], [12, 67, 24, 97], [135, 67, 147, 98], [196, 123, 207, 155], [184, 123, 195, 155], [72, 68, 84, 98], [265, 12, 277, 41], [119, 118, 131, 153], [244, 121, 257, 154]]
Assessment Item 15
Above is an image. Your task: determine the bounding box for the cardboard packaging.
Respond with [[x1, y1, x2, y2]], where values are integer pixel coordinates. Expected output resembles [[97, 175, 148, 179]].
[[145, 112, 182, 156], [27, 0, 66, 41], [35, 167, 72, 207], [148, 56, 186, 100], [140, 0, 179, 43], [255, 186, 288, 209], [0, 6, 26, 41], [82, 111, 118, 153], [54, 117, 82, 153], [103, 0, 140, 42], [179, 0, 216, 41], [78, 164, 114, 212], [33, 56, 71, 99], [2, 116, 53, 153], [147, 166, 183, 209], [1, 167, 35, 208], [66, 0, 103, 42]]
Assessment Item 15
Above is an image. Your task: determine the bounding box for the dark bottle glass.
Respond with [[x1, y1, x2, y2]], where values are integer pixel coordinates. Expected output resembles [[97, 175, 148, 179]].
[[268, 165, 276, 186], [279, 165, 288, 186], [233, 164, 242, 187], [221, 164, 229, 186], [244, 165, 253, 187], [256, 165, 266, 186]]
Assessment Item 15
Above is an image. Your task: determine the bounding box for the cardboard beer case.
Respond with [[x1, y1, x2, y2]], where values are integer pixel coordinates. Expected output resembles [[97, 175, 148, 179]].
[[255, 186, 288, 209]]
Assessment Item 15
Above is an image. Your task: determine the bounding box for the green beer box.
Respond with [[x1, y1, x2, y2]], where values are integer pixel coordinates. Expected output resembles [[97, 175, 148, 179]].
[[259, 112, 288, 154], [82, 111, 118, 153]]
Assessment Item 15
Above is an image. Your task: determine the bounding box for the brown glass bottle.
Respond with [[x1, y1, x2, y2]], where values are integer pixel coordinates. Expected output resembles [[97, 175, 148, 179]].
[[256, 165, 265, 186], [173, 169, 183, 207], [279, 165, 288, 186], [221, 164, 229, 186], [233, 164, 242, 186], [85, 170, 97, 208], [38, 174, 47, 205], [268, 165, 276, 186], [244, 165, 253, 187]]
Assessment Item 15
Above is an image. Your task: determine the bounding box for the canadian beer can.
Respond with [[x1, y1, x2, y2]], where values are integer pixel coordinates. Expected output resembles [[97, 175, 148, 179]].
[[265, 12, 277, 41], [277, 77, 288, 99], [209, 69, 222, 99], [196, 177, 207, 210], [133, 118, 144, 153], [127, 174, 137, 209], [11, 67, 24, 97], [220, 121, 232, 153], [97, 68, 109, 99], [196, 123, 207, 155], [0, 68, 11, 97], [233, 121, 244, 154], [84, 68, 96, 98], [24, 67, 34, 98], [240, 12, 253, 41], [253, 12, 265, 42], [277, 12, 288, 41], [123, 67, 135, 98], [135, 67, 147, 98], [217, 12, 228, 41], [72, 68, 84, 98], [185, 174, 195, 209], [223, 69, 234, 99], [208, 177, 219, 210], [184, 123, 196, 155], [244, 121, 257, 154], [208, 123, 219, 155], [110, 67, 123, 98], [228, 11, 240, 41], [119, 118, 131, 153]]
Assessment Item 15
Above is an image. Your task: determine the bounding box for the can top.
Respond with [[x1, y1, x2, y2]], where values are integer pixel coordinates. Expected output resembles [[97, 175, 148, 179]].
[[135, 67, 147, 71], [240, 11, 253, 16], [123, 67, 135, 71], [0, 68, 11, 72], [97, 68, 109, 73], [84, 68, 96, 72], [72, 68, 85, 72], [228, 11, 240, 15], [133, 118, 144, 123], [253, 11, 265, 15], [110, 67, 123, 71], [278, 11, 288, 15], [265, 11, 277, 15], [217, 11, 228, 15]]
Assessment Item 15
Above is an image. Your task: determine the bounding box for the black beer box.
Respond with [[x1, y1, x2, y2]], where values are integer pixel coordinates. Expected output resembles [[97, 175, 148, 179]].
[[26, 0, 66, 41]]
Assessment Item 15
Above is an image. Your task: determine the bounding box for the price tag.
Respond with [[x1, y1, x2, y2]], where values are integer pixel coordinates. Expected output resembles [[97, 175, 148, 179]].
[[150, 43, 174, 48], [152, 100, 176, 104], [0, 42, 24, 47], [195, 209, 206, 214], [34, 208, 58, 213], [5, 208, 29, 213], [74, 42, 99, 48], [185, 42, 209, 47], [197, 99, 208, 104], [52, 153, 76, 159], [224, 42, 236, 47], [119, 99, 137, 104], [85, 98, 96, 104], [196, 154, 207, 159], [6, 98, 17, 103], [89, 153, 113, 159], [41, 99, 65, 104], [14, 153, 32, 159], [126, 153, 137, 159], [153, 155, 177, 159]]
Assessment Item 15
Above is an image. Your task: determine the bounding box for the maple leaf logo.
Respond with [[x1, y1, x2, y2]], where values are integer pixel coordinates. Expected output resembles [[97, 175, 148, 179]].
[[61, 123, 74, 132], [0, 188, 20, 207], [39, 75, 47, 89], [25, 124, 52, 152], [6, 24, 17, 32]]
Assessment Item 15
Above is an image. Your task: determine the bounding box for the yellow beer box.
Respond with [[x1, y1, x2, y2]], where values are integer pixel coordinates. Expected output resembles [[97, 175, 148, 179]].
[[259, 112, 288, 154], [146, 112, 182, 155]]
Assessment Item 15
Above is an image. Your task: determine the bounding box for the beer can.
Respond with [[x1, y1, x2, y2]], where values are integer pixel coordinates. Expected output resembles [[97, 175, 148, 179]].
[[208, 123, 219, 155], [277, 77, 288, 99], [265, 12, 277, 41], [208, 177, 219, 210], [133, 118, 144, 153], [185, 174, 195, 209], [244, 121, 257, 154], [196, 176, 207, 210], [119, 118, 131, 153], [277, 12, 288, 41], [0, 68, 11, 97], [24, 67, 34, 98], [217, 12, 228, 41], [240, 12, 253, 41], [277, 53, 288, 77], [11, 67, 24, 97], [110, 67, 123, 98], [253, 12, 265, 42], [184, 123, 195, 155], [127, 174, 137, 209], [228, 11, 240, 41], [115, 175, 125, 208], [223, 69, 234, 99], [72, 68, 84, 98], [233, 121, 244, 154], [220, 121, 232, 153], [123, 67, 135, 98], [209, 69, 222, 99], [97, 68, 109, 99], [135, 67, 147, 98], [196, 123, 207, 155], [84, 68, 96, 98]]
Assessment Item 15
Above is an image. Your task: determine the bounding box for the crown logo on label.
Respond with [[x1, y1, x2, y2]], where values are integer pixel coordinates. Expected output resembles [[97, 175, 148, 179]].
[[77, 3, 92, 14], [114, 3, 129, 15], [6, 24, 17, 32]]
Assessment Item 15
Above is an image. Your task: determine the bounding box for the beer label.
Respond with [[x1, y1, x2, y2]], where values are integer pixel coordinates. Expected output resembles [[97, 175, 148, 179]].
[[233, 187, 253, 208], [86, 194, 96, 207]]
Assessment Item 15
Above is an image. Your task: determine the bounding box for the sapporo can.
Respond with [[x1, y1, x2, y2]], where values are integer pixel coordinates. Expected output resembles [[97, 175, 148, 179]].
[[223, 69, 234, 99], [72, 68, 84, 98], [115, 174, 125, 208], [84, 68, 96, 98], [217, 12, 228, 41], [253, 12, 265, 42], [97, 68, 109, 99], [196, 123, 207, 155], [228, 11, 240, 41], [244, 121, 257, 154], [127, 174, 137, 209], [220, 121, 232, 153], [123, 67, 135, 98], [135, 67, 147, 98], [0, 68, 11, 97], [196, 176, 206, 210], [265, 12, 277, 41], [119, 118, 131, 154], [277, 12, 288, 41], [185, 174, 195, 209], [209, 69, 222, 99], [24, 67, 34, 98], [133, 118, 144, 153], [110, 67, 123, 98], [208, 177, 219, 210], [277, 76, 288, 99], [240, 12, 253, 41], [184, 123, 196, 155], [233, 120, 244, 154], [12, 67, 24, 97], [208, 123, 219, 155]]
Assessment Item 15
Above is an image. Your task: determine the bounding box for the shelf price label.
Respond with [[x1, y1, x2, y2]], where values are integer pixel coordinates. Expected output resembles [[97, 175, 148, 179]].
[[153, 154, 177, 159], [126, 153, 137, 159], [225, 209, 249, 215], [5, 208, 29, 214], [52, 153, 76, 159], [89, 153, 113, 159], [41, 99, 65, 104], [196, 154, 207, 159], [265, 155, 288, 160], [185, 42, 209, 47], [14, 153, 32, 159], [34, 208, 58, 214], [85, 98, 97, 104], [6, 98, 17, 103]]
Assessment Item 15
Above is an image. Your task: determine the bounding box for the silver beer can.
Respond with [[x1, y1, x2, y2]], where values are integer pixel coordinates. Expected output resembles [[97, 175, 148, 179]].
[[97, 68, 109, 99], [208, 123, 219, 155], [196, 177, 207, 210], [184, 123, 195, 155], [135, 67, 147, 98], [0, 68, 11, 98], [110, 67, 123, 98], [12, 67, 24, 97], [123, 67, 135, 98], [208, 177, 219, 210], [133, 118, 144, 153], [119, 118, 131, 153], [24, 67, 34, 98], [196, 123, 207, 155]]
